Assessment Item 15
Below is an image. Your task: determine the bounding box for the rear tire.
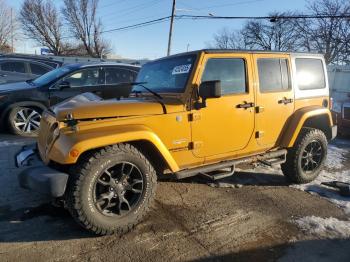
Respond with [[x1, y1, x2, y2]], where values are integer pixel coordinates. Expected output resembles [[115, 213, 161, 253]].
[[66, 143, 157, 235], [7, 106, 42, 137], [281, 128, 327, 184]]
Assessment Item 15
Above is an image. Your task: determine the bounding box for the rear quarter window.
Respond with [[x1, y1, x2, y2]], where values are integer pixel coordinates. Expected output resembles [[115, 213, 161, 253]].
[[295, 58, 326, 90], [30, 63, 50, 75]]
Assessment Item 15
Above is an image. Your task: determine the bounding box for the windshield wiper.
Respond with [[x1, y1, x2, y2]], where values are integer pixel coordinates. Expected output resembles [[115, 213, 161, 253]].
[[131, 82, 163, 100]]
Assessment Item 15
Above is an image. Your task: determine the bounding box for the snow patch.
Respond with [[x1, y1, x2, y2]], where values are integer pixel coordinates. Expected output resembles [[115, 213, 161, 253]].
[[325, 145, 347, 169], [294, 216, 350, 239], [291, 144, 350, 214]]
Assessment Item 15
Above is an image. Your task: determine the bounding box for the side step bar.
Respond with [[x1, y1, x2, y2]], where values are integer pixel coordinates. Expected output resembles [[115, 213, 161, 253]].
[[200, 166, 235, 181], [175, 149, 287, 180]]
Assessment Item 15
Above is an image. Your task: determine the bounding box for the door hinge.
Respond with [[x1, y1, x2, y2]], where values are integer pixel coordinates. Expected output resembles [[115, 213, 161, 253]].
[[189, 141, 203, 150], [255, 131, 265, 139], [255, 106, 265, 113], [189, 112, 201, 122]]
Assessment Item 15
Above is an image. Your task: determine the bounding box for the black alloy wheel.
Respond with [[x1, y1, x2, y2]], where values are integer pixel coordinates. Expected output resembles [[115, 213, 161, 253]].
[[94, 162, 144, 217]]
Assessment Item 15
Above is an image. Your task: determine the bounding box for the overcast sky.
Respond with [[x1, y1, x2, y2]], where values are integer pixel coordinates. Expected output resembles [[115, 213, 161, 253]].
[[10, 0, 308, 59]]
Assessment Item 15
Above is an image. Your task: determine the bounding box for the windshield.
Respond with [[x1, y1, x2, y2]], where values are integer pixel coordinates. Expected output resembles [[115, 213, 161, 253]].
[[32, 66, 72, 86], [134, 54, 197, 93]]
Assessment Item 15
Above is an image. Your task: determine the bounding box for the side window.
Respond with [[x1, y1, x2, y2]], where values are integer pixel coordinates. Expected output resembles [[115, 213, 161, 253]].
[[30, 63, 50, 75], [295, 58, 325, 90], [257, 58, 290, 92], [201, 58, 247, 95], [0, 61, 26, 73], [105, 68, 136, 85], [64, 68, 101, 87]]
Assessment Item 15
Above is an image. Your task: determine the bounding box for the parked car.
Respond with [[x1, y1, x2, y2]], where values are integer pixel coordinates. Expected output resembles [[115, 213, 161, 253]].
[[16, 50, 336, 235], [0, 62, 140, 136], [0, 53, 63, 68], [328, 66, 350, 136], [0, 58, 55, 84]]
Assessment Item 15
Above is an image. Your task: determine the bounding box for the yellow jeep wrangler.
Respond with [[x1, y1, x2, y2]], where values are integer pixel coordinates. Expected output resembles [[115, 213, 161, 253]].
[[17, 50, 337, 235]]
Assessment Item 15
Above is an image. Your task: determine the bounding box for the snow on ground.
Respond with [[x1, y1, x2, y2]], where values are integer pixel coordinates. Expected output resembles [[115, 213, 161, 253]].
[[294, 216, 350, 239], [291, 142, 350, 215], [325, 144, 348, 169], [290, 140, 350, 241]]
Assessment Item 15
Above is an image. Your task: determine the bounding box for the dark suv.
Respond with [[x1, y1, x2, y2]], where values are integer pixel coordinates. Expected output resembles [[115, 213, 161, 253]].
[[0, 62, 139, 136], [328, 66, 350, 136], [0, 58, 55, 84]]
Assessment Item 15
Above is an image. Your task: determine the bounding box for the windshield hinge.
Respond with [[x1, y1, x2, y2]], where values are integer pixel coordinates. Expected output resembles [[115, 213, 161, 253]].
[[188, 112, 201, 122]]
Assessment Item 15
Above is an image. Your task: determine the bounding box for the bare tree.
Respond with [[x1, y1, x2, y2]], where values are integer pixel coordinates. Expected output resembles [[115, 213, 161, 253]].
[[209, 27, 246, 49], [62, 0, 110, 58], [20, 0, 65, 55], [0, 0, 13, 52], [241, 12, 299, 51], [294, 0, 350, 64], [210, 12, 299, 52]]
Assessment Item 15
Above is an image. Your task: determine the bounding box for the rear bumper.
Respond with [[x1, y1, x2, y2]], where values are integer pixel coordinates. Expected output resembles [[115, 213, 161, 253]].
[[332, 111, 350, 135], [16, 145, 69, 198], [332, 125, 338, 140]]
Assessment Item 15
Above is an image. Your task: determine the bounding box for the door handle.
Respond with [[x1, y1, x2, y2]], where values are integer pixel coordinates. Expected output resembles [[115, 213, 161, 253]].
[[0, 74, 7, 77], [278, 97, 293, 105], [236, 101, 255, 109]]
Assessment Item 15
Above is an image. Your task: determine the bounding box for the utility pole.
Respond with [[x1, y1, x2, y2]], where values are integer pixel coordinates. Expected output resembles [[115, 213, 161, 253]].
[[10, 8, 14, 53], [167, 0, 176, 56]]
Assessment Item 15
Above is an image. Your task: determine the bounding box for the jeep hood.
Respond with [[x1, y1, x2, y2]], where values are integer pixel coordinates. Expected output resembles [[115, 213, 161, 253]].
[[52, 93, 181, 121]]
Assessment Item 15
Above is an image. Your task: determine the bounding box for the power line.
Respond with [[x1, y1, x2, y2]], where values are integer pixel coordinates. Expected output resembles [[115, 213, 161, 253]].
[[178, 0, 266, 11], [99, 0, 130, 9], [101, 0, 161, 20], [176, 14, 350, 20], [101, 16, 171, 34]]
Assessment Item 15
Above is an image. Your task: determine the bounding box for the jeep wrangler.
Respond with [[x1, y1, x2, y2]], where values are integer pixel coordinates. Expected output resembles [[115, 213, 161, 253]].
[[17, 50, 337, 235]]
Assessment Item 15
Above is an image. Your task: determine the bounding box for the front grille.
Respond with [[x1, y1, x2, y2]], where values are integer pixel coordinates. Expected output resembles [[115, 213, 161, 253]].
[[38, 111, 59, 164], [344, 107, 350, 121]]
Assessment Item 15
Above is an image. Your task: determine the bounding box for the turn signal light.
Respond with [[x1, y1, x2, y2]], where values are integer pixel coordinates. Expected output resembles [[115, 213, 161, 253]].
[[70, 149, 79, 158]]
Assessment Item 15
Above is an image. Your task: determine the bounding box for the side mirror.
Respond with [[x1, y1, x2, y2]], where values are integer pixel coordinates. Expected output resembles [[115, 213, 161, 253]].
[[195, 80, 221, 109], [199, 80, 221, 100], [57, 81, 70, 90]]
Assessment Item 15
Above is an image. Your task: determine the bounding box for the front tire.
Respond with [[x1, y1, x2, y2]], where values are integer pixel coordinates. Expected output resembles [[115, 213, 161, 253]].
[[281, 128, 328, 184], [66, 143, 157, 235]]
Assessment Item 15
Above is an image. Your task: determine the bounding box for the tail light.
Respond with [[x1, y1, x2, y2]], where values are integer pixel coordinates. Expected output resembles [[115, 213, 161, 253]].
[[329, 97, 333, 109]]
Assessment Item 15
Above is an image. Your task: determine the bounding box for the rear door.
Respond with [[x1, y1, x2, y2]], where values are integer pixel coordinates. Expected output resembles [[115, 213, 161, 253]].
[[0, 60, 28, 83], [253, 54, 294, 148]]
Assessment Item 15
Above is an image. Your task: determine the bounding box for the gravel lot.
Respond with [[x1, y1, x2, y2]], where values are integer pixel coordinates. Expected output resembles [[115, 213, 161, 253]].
[[0, 134, 349, 262]]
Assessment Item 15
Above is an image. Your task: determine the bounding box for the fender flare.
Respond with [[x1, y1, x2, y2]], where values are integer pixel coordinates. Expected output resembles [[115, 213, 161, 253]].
[[279, 106, 334, 148], [48, 125, 180, 172]]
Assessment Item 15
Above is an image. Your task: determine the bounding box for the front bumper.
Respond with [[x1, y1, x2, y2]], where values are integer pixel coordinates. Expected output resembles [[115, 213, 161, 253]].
[[16, 145, 69, 198]]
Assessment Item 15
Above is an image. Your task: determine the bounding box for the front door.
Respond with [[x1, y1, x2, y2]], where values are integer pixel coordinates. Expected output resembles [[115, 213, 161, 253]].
[[191, 54, 255, 158], [49, 67, 104, 105], [253, 54, 294, 147]]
